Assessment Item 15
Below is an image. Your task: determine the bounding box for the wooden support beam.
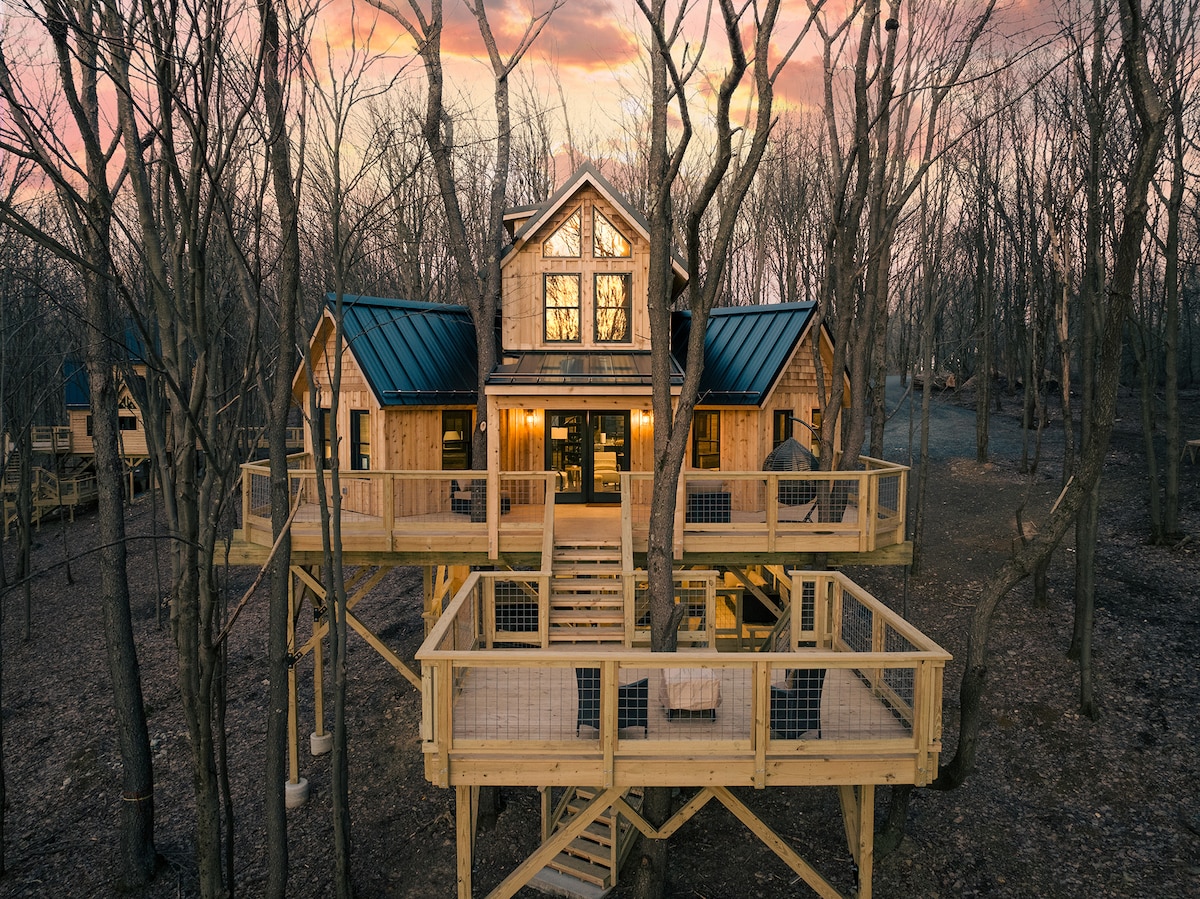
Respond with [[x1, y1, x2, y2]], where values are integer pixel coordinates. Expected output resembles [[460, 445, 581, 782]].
[[345, 608, 421, 689], [729, 566, 783, 619], [711, 786, 844, 899], [456, 784, 473, 899], [838, 784, 875, 899]]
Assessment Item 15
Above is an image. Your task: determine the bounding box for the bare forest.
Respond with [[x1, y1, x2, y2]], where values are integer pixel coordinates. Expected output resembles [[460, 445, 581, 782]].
[[0, 1, 1198, 897]]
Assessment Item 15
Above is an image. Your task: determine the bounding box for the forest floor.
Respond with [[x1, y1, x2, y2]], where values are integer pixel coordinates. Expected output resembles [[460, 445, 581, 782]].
[[1, 384, 1199, 898]]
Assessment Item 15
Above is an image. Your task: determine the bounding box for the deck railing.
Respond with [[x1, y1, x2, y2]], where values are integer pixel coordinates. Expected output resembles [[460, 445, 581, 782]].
[[417, 570, 948, 790], [239, 456, 553, 556], [30, 426, 73, 453], [622, 458, 908, 557], [238, 456, 907, 559]]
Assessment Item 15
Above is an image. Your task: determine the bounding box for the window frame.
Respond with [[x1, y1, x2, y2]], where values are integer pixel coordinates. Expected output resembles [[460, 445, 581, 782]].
[[593, 272, 632, 343], [691, 410, 721, 470], [442, 410, 473, 470], [592, 208, 631, 258], [544, 272, 582, 343], [350, 409, 371, 471], [773, 409, 792, 449], [542, 207, 582, 258]]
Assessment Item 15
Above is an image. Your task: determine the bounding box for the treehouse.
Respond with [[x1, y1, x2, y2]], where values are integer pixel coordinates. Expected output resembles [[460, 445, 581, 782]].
[[232, 164, 932, 899]]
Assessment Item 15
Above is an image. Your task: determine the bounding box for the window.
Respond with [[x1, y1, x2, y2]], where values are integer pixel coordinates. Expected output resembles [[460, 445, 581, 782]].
[[350, 410, 370, 471], [442, 410, 472, 470], [593, 208, 631, 257], [85, 415, 93, 437], [692, 411, 720, 470], [544, 273, 581, 342], [119, 416, 138, 431], [317, 409, 333, 468], [594, 273, 631, 342], [543, 208, 581, 257], [773, 410, 792, 448], [810, 408, 822, 453]]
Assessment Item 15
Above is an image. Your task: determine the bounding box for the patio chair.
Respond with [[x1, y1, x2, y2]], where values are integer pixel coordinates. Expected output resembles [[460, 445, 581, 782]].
[[769, 667, 826, 739], [575, 667, 649, 736]]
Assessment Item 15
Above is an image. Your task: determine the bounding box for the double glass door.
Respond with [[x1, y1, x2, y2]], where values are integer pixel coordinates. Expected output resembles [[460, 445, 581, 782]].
[[546, 411, 629, 503]]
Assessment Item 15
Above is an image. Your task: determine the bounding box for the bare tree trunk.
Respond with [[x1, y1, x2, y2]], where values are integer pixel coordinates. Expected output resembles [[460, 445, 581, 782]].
[[255, 0, 301, 892], [0, 6, 158, 884], [933, 0, 1167, 788]]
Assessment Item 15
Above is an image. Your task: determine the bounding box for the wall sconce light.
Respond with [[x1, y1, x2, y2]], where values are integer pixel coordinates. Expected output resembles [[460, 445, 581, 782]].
[[525, 411, 536, 427], [640, 410, 652, 426]]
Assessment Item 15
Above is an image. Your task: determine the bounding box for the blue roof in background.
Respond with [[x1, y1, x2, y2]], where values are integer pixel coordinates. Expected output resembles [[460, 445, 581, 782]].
[[62, 324, 150, 407], [64, 359, 89, 408], [674, 302, 817, 405], [328, 295, 478, 406]]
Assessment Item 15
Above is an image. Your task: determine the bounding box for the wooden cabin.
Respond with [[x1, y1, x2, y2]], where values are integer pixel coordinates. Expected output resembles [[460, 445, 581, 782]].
[[233, 164, 929, 899]]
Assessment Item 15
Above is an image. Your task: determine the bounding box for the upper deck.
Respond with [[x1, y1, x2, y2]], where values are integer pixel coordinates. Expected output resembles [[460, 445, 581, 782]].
[[233, 454, 910, 566]]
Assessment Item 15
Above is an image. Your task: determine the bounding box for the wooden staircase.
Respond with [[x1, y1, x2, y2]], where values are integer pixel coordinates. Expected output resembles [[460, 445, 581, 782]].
[[549, 541, 626, 643], [529, 787, 643, 899]]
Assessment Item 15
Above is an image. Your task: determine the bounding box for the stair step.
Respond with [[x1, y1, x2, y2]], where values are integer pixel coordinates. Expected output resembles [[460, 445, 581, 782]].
[[550, 612, 624, 625], [551, 578, 622, 591], [549, 627, 626, 642], [550, 597, 623, 609], [545, 851, 612, 887]]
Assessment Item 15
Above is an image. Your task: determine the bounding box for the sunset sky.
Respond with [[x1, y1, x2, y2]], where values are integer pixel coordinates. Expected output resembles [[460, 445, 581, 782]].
[[312, 0, 1059, 161]]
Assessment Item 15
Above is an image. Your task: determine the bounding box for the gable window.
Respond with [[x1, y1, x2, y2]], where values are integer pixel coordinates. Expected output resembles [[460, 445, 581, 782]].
[[543, 208, 581, 257], [773, 409, 792, 448], [544, 273, 581, 342], [119, 416, 138, 431], [594, 273, 631, 342], [350, 410, 371, 470], [593, 208, 631, 257], [692, 410, 720, 470], [442, 410, 472, 470]]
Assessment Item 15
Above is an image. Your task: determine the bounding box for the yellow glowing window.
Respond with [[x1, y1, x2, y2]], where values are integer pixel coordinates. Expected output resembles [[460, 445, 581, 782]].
[[594, 273, 631, 342], [593, 208, 631, 257], [543, 208, 581, 257], [545, 274, 581, 342]]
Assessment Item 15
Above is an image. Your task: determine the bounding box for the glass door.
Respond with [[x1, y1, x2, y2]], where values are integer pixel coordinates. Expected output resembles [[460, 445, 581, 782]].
[[546, 411, 630, 503], [547, 412, 585, 502], [590, 412, 628, 502]]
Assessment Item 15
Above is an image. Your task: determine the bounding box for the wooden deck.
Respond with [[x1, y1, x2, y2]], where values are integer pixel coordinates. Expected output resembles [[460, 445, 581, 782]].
[[418, 571, 948, 791], [234, 459, 910, 565]]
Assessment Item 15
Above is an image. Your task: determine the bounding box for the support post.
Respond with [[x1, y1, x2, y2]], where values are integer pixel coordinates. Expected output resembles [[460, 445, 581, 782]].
[[456, 784, 474, 899]]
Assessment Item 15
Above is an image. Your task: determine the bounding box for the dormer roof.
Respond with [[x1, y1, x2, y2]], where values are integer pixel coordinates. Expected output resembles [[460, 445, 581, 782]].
[[313, 295, 478, 406], [673, 302, 820, 405]]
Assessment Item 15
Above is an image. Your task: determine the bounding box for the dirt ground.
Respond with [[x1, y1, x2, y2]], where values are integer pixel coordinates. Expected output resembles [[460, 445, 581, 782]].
[[1, 386, 1198, 898]]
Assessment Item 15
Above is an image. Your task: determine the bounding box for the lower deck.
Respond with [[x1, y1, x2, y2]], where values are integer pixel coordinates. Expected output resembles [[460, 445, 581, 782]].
[[419, 571, 948, 791]]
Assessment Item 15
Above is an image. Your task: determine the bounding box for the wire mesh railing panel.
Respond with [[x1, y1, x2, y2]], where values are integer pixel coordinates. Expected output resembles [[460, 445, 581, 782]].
[[683, 479, 733, 524], [882, 626, 918, 716], [451, 664, 582, 742], [876, 472, 901, 523], [632, 576, 712, 646], [492, 578, 541, 645], [839, 590, 874, 653], [248, 469, 271, 518]]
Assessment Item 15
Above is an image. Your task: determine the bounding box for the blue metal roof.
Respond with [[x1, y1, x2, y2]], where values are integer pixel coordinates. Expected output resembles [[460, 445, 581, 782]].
[[674, 302, 817, 405], [328, 295, 478, 406]]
